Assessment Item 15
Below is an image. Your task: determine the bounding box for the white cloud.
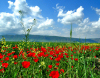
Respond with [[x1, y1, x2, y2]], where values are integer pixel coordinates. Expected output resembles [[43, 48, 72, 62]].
[[38, 18, 54, 28], [91, 6, 100, 15], [0, 0, 54, 36], [92, 18, 100, 28], [55, 4, 100, 38], [73, 17, 100, 38], [56, 4, 84, 25], [8, 0, 43, 18], [8, 1, 14, 9], [30, 29, 61, 37], [74, 6, 100, 35], [78, 18, 90, 26], [75, 17, 100, 33]]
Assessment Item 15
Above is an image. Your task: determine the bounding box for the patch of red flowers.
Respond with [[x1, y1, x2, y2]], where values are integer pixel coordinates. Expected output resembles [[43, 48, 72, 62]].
[[49, 70, 59, 78]]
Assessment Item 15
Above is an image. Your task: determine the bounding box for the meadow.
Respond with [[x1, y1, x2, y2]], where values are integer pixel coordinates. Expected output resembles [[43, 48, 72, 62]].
[[0, 10, 100, 78], [0, 38, 100, 78]]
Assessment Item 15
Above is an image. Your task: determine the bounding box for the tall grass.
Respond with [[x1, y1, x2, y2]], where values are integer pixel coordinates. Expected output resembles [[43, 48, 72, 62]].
[[69, 23, 72, 78]]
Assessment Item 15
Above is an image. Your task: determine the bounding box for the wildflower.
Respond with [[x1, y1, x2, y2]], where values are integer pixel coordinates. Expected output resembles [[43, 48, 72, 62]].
[[4, 57, 9, 61], [39, 61, 46, 67], [60, 69, 64, 74], [2, 63, 9, 68], [13, 55, 18, 59], [48, 65, 52, 69], [0, 60, 3, 62], [55, 57, 61, 61], [39, 61, 46, 70], [49, 57, 53, 60], [0, 55, 3, 59], [33, 58, 39, 62], [7, 53, 12, 56], [95, 48, 99, 50], [65, 53, 68, 55], [66, 56, 69, 58], [56, 63, 59, 66], [71, 55, 73, 57], [49, 70, 59, 78], [74, 58, 78, 61], [0, 68, 5, 73], [22, 52, 27, 60], [54, 67, 58, 70], [14, 62, 18, 64], [27, 53, 35, 57], [22, 61, 30, 68], [41, 61, 45, 66], [12, 61, 14, 64]]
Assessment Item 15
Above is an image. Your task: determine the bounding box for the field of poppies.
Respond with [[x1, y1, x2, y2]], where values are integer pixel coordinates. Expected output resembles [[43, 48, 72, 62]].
[[0, 36, 100, 78]]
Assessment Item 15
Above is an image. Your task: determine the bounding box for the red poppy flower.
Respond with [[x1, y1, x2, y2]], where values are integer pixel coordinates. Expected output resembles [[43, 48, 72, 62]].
[[0, 55, 3, 59], [74, 58, 78, 61], [48, 65, 52, 69], [7, 53, 12, 56], [33, 58, 39, 62], [49, 57, 53, 60], [56, 63, 59, 66], [2, 63, 9, 68], [14, 62, 18, 64], [49, 70, 59, 78], [55, 57, 61, 61], [60, 69, 64, 74], [0, 68, 5, 73], [13, 55, 18, 59], [4, 57, 9, 61], [22, 61, 30, 68]]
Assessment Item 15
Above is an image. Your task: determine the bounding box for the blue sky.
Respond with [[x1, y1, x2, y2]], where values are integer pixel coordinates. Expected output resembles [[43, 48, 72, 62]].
[[0, 0, 100, 39]]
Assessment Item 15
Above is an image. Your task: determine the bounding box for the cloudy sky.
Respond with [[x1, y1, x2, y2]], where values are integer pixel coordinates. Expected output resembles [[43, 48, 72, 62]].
[[0, 0, 100, 39]]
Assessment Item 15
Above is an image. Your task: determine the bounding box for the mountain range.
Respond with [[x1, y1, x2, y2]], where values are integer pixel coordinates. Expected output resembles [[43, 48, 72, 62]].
[[0, 34, 100, 43]]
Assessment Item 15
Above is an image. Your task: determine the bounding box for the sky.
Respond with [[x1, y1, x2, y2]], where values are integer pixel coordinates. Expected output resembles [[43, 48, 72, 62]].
[[0, 0, 100, 39]]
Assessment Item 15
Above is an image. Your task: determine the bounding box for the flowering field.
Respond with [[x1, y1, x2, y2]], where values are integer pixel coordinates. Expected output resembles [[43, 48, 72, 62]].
[[0, 39, 100, 78]]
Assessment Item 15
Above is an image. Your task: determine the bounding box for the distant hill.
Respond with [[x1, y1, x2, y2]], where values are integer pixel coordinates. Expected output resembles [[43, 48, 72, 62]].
[[0, 34, 99, 43], [89, 38, 100, 43]]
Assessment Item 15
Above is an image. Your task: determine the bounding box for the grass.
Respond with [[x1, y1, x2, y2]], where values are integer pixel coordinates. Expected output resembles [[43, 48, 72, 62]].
[[0, 38, 100, 78], [0, 10, 100, 78]]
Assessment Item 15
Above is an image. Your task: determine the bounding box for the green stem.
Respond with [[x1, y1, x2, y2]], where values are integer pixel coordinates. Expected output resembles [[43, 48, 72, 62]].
[[83, 55, 87, 78]]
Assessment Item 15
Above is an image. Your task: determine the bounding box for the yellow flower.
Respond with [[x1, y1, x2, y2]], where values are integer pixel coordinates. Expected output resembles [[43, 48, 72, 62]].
[[12, 61, 14, 64], [1, 49, 4, 52], [39, 61, 46, 67], [6, 45, 8, 47], [41, 61, 45, 66], [13, 57, 15, 60]]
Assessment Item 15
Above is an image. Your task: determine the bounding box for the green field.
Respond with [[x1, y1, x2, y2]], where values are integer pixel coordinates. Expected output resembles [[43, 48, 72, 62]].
[[0, 39, 100, 78]]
